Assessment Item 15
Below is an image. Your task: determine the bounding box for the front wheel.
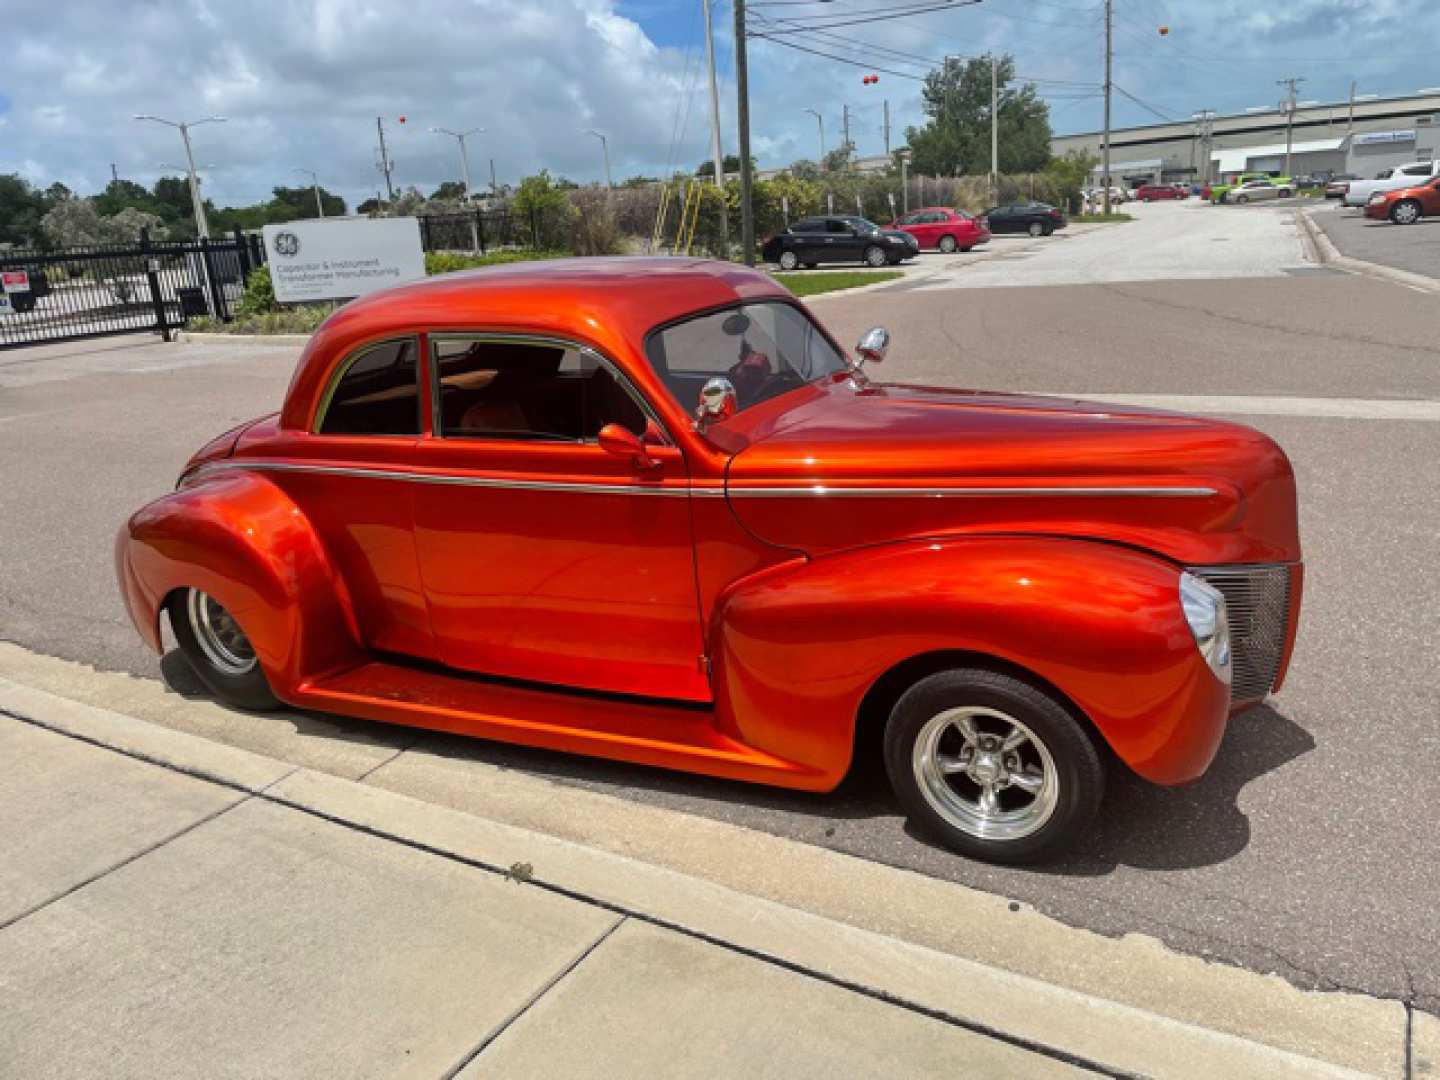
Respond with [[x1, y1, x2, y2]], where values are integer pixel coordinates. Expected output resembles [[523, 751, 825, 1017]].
[[863, 245, 887, 267], [1027, 221, 1044, 237], [937, 235, 958, 254], [883, 668, 1104, 863], [168, 589, 280, 711], [777, 250, 800, 270], [1391, 199, 1422, 225], [1235, 194, 1249, 204]]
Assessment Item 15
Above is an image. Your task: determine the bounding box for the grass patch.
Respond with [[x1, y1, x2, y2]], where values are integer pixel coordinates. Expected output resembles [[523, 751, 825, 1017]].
[[774, 270, 902, 297], [1069, 212, 1134, 223]]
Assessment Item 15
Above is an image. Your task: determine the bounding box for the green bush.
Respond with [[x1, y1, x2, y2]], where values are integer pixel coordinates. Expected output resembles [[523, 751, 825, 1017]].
[[234, 265, 277, 318], [424, 250, 570, 275]]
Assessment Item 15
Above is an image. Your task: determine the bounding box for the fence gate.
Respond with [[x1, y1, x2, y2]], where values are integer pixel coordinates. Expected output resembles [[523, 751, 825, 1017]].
[[0, 229, 260, 351]]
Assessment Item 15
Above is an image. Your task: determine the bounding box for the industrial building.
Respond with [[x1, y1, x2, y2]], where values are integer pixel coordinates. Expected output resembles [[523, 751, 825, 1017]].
[[1051, 90, 1440, 184]]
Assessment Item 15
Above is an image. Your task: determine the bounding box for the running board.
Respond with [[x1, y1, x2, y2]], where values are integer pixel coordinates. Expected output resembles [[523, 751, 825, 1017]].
[[289, 660, 821, 788]]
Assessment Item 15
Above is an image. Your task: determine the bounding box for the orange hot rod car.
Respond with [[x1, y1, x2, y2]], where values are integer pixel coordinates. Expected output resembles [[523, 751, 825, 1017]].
[[116, 258, 1302, 862]]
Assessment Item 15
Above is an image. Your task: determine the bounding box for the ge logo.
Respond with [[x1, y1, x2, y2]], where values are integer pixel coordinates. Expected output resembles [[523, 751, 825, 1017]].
[[273, 231, 301, 257]]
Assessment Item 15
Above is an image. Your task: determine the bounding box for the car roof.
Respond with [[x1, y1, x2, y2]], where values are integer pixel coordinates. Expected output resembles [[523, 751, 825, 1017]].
[[281, 256, 790, 431]]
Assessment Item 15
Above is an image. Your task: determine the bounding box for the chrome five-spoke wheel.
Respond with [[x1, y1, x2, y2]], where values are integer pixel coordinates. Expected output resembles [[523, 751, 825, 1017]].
[[168, 588, 278, 710], [187, 589, 257, 675], [913, 706, 1058, 841], [883, 667, 1103, 863]]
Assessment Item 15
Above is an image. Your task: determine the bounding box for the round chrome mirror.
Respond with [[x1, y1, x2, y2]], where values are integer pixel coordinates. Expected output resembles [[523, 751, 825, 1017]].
[[696, 377, 737, 425], [855, 326, 889, 367]]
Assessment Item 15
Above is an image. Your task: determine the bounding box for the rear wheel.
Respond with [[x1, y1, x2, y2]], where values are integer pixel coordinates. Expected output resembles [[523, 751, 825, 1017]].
[[1027, 221, 1044, 237], [777, 250, 800, 270], [937, 235, 958, 254], [168, 589, 279, 711], [1235, 194, 1249, 204], [883, 668, 1103, 863], [1391, 199, 1422, 225], [863, 245, 887, 267]]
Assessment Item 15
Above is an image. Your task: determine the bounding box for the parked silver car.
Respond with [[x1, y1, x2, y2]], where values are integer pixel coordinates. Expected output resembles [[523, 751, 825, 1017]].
[[1229, 178, 1292, 204]]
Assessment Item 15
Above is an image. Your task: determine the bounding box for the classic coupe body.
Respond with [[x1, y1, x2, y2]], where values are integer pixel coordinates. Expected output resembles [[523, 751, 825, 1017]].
[[116, 258, 1302, 862]]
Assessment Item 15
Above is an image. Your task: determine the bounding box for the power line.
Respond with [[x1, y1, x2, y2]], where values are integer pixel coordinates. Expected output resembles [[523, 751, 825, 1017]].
[[748, 0, 980, 33], [1112, 84, 1179, 122]]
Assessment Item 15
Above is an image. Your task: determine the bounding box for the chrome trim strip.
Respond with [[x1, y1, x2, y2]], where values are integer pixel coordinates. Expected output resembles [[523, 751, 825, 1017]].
[[193, 460, 691, 497], [726, 485, 1218, 498]]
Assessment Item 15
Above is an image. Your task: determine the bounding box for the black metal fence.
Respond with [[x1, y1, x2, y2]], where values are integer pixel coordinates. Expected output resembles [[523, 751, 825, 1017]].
[[417, 208, 568, 254], [0, 229, 261, 351]]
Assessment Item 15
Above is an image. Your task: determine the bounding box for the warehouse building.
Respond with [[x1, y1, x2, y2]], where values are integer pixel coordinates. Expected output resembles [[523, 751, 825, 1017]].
[[1052, 90, 1440, 185]]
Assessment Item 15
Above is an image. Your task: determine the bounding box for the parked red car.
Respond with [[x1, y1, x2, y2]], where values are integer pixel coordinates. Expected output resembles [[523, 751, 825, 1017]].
[[116, 258, 1302, 863], [887, 206, 991, 252], [1364, 176, 1440, 224], [1135, 184, 1185, 202]]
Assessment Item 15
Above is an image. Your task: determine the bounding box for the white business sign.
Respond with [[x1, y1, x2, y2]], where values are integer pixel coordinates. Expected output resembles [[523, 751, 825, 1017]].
[[262, 217, 425, 303]]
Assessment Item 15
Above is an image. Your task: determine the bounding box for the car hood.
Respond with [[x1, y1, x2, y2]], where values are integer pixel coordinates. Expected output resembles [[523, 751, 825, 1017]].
[[721, 379, 1299, 566]]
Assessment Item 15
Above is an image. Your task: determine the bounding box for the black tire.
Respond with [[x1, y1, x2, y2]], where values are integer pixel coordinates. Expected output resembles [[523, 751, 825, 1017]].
[[937, 235, 958, 254], [1391, 199, 1422, 225], [168, 589, 280, 711], [1027, 221, 1044, 237], [1278, 188, 1293, 198], [1042, 223, 1055, 236], [1235, 194, 1249, 204], [777, 250, 800, 270], [882, 668, 1104, 864], [863, 245, 887, 268]]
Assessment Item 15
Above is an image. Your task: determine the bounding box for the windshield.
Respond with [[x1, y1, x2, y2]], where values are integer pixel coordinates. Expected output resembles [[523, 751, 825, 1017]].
[[645, 301, 849, 417]]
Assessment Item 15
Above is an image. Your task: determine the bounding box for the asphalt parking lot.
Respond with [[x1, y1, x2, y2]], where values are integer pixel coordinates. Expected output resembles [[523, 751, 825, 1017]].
[[1309, 200, 1440, 280], [2, 204, 1438, 1014]]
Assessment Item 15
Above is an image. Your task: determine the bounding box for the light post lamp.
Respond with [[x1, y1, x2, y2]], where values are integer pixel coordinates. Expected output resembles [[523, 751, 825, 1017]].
[[431, 126, 484, 251], [293, 168, 325, 217], [134, 114, 225, 238], [804, 108, 826, 167], [585, 129, 613, 189]]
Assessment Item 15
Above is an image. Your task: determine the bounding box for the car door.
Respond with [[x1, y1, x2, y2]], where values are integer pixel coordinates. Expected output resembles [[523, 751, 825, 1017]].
[[287, 336, 437, 660], [410, 333, 709, 703], [1420, 177, 1440, 215], [825, 217, 863, 261], [788, 218, 826, 264], [985, 206, 1011, 233]]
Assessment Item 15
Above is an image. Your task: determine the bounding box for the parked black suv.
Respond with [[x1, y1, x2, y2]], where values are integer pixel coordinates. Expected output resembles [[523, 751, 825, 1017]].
[[762, 216, 919, 270], [981, 202, 1068, 237]]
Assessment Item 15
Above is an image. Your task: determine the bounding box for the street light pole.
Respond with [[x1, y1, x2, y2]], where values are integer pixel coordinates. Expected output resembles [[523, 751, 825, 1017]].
[[585, 129, 613, 189], [734, 0, 755, 266], [1102, 0, 1113, 215], [804, 108, 826, 166], [702, 0, 729, 255], [990, 55, 999, 198], [135, 114, 225, 238], [431, 126, 484, 252], [294, 168, 324, 217]]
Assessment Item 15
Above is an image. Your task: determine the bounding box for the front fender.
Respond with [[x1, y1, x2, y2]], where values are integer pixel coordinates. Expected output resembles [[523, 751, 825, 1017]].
[[116, 472, 364, 698], [709, 536, 1229, 789]]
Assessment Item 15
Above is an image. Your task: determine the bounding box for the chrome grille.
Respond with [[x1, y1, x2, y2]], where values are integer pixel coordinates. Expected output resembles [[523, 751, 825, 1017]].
[[1190, 564, 1292, 702]]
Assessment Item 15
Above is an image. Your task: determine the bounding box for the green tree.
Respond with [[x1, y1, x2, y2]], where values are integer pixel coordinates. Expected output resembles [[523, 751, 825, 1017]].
[[268, 184, 347, 219], [904, 55, 1052, 176], [93, 179, 157, 218], [822, 141, 857, 173], [1044, 148, 1099, 212], [696, 154, 752, 178], [0, 174, 48, 246], [430, 180, 468, 201]]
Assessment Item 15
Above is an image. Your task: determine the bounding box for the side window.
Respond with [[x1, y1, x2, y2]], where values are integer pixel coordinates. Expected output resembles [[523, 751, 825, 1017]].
[[1402, 164, 1431, 176], [792, 218, 823, 233], [826, 219, 852, 233], [318, 338, 420, 436], [898, 213, 920, 226], [431, 338, 647, 442]]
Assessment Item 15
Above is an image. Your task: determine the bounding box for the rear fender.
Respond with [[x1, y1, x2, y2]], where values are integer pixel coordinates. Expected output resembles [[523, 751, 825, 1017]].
[[709, 536, 1229, 789], [116, 471, 364, 697]]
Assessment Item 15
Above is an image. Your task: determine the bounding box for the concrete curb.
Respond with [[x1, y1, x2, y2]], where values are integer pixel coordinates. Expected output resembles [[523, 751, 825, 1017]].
[[0, 673, 1399, 1078], [172, 331, 312, 346], [1297, 209, 1440, 294]]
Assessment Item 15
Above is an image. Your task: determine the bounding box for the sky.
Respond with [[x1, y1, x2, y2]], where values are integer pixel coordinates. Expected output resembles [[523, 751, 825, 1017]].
[[0, 0, 1428, 210]]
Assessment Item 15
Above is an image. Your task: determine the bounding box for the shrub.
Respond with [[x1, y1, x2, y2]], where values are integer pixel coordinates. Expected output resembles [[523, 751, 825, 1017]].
[[570, 188, 622, 256], [234, 265, 277, 318]]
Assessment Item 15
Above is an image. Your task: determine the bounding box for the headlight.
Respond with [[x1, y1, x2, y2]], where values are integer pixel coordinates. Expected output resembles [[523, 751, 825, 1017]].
[[1179, 572, 1231, 683]]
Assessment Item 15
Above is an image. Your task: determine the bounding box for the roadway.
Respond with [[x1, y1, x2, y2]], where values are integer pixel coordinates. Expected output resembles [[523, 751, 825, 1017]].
[[2, 200, 1437, 1014]]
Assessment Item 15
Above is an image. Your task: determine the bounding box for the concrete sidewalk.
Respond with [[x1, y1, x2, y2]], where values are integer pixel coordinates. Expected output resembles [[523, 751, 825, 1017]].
[[0, 679, 1423, 1078]]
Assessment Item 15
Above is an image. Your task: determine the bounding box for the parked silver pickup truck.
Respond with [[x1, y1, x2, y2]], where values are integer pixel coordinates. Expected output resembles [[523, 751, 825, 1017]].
[[1343, 161, 1440, 207]]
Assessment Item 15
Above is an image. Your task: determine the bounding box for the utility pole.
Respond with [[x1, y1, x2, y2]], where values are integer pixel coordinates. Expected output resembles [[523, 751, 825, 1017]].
[[804, 108, 825, 166], [110, 163, 119, 184], [376, 117, 395, 200], [842, 104, 851, 157], [734, 0, 755, 265], [882, 100, 891, 156], [1102, 0, 1112, 214], [585, 129, 613, 189], [294, 168, 325, 217], [702, 0, 729, 254], [1278, 76, 1304, 178], [1347, 80, 1357, 139], [990, 55, 999, 198], [1193, 109, 1216, 185], [490, 158, 498, 197]]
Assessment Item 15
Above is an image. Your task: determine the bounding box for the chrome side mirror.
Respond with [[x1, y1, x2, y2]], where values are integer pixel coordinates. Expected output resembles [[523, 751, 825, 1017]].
[[856, 327, 889, 365], [695, 377, 737, 427]]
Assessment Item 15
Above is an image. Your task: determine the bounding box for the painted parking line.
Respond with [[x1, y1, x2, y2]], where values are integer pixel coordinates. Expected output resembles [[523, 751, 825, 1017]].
[[1023, 393, 1440, 421]]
